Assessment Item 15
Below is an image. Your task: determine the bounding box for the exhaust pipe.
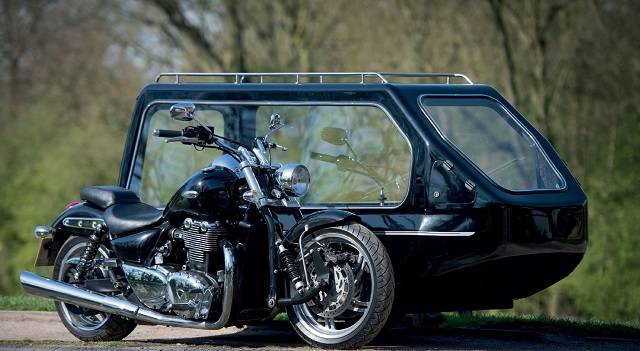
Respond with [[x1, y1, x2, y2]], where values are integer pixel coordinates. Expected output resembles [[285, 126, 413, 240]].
[[20, 241, 236, 330]]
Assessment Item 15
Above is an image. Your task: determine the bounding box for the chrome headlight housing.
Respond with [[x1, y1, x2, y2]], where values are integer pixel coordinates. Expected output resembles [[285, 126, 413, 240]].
[[276, 164, 310, 197]]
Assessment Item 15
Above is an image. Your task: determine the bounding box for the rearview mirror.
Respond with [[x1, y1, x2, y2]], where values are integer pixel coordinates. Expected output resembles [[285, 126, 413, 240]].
[[265, 112, 285, 142], [321, 127, 349, 146], [170, 103, 196, 121], [269, 113, 284, 131]]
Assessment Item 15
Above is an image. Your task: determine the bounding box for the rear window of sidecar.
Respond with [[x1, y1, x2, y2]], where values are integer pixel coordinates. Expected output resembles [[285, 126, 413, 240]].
[[419, 96, 565, 191]]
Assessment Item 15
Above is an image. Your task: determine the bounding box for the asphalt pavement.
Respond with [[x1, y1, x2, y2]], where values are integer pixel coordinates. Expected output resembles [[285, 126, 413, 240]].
[[0, 311, 638, 350]]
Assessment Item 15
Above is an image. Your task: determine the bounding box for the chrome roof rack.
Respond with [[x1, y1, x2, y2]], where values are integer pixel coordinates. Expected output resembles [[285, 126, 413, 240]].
[[154, 72, 473, 85]]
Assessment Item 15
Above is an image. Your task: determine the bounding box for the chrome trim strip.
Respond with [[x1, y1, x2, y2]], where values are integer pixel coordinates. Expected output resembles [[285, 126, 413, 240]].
[[62, 217, 106, 230], [374, 230, 475, 237], [417, 94, 567, 193], [126, 100, 414, 210]]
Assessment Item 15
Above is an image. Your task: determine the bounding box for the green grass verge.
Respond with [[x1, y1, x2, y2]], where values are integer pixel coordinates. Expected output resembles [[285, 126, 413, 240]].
[[0, 295, 55, 311], [442, 312, 640, 338]]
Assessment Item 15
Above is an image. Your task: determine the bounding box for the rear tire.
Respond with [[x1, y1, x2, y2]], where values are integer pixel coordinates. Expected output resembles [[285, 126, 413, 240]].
[[53, 236, 137, 341], [286, 223, 394, 349]]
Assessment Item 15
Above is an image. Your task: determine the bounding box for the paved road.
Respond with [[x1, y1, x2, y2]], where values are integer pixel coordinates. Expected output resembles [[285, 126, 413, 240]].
[[0, 311, 638, 350]]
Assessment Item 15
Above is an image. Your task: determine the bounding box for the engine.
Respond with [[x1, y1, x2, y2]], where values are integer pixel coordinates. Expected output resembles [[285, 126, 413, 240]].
[[173, 218, 228, 270], [122, 217, 229, 320]]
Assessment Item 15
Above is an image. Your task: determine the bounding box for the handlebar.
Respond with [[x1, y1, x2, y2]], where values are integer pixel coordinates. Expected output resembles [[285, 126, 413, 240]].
[[152, 125, 273, 165], [153, 129, 183, 138]]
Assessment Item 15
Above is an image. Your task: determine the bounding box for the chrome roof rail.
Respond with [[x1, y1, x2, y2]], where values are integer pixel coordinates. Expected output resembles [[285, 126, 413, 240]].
[[379, 72, 473, 84], [154, 72, 473, 85]]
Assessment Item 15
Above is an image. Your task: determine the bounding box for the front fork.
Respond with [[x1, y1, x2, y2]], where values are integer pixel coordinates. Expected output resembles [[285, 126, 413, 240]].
[[260, 207, 282, 308], [262, 207, 319, 308], [237, 146, 315, 308]]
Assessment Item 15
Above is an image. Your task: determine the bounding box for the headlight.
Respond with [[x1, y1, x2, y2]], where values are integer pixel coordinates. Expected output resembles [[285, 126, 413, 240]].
[[276, 164, 310, 197]]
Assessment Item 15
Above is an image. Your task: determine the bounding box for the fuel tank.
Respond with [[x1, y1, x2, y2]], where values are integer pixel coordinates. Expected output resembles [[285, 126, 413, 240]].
[[164, 163, 241, 223]]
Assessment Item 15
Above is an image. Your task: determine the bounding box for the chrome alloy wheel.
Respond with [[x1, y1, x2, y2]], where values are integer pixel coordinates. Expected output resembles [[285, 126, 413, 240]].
[[291, 231, 375, 341], [57, 242, 112, 331]]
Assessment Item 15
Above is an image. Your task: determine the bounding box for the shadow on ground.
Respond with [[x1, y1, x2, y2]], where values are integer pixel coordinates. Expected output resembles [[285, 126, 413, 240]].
[[138, 320, 640, 350]]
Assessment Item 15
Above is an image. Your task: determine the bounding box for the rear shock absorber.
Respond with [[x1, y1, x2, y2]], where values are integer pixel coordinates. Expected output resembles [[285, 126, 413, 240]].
[[278, 242, 305, 294], [74, 223, 106, 281]]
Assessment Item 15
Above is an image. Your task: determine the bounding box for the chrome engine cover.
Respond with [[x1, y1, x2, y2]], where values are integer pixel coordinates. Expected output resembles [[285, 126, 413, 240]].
[[168, 270, 218, 319], [122, 264, 219, 320]]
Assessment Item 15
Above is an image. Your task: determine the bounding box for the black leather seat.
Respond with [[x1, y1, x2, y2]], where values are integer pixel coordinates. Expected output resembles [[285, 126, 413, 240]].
[[81, 186, 162, 236], [104, 202, 163, 236], [81, 186, 140, 210]]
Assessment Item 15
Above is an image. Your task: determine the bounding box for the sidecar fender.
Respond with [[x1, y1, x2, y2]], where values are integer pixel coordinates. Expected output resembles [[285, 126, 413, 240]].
[[283, 209, 360, 246]]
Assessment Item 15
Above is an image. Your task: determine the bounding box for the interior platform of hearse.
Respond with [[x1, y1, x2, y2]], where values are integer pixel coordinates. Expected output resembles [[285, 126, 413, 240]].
[[118, 72, 586, 313]]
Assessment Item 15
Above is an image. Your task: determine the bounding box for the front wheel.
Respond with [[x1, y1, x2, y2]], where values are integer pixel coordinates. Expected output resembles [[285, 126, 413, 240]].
[[287, 223, 394, 349]]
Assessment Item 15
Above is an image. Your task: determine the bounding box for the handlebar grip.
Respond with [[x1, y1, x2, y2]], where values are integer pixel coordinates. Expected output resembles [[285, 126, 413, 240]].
[[153, 129, 183, 138]]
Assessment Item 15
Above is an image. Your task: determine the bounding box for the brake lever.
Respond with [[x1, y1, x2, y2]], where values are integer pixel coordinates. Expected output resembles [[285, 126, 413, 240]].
[[268, 142, 288, 151]]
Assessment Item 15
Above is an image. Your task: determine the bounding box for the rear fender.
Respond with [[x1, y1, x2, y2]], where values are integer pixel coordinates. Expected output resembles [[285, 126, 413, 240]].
[[283, 209, 360, 246], [51, 202, 105, 236], [35, 202, 105, 266]]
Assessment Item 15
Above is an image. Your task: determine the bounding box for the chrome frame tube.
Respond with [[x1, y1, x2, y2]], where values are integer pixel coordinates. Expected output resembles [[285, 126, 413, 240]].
[[20, 240, 236, 330]]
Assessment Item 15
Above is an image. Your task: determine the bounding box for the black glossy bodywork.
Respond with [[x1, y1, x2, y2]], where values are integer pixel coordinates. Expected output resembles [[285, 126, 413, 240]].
[[104, 81, 588, 313], [111, 229, 162, 264], [51, 203, 105, 237], [164, 166, 240, 224]]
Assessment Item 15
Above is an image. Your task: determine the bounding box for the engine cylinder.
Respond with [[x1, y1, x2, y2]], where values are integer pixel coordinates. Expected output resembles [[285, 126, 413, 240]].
[[175, 219, 227, 267]]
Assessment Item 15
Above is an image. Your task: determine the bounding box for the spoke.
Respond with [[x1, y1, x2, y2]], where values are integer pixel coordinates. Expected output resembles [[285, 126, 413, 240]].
[[65, 257, 81, 265], [81, 310, 102, 317], [353, 254, 366, 283], [324, 318, 336, 329], [348, 299, 370, 313]]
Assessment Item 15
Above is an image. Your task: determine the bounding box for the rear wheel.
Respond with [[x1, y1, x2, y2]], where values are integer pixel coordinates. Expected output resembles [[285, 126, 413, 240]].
[[286, 223, 394, 349], [53, 236, 136, 341]]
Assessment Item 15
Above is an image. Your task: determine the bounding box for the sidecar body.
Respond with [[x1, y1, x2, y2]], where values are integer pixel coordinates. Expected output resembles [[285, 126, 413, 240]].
[[118, 72, 587, 312]]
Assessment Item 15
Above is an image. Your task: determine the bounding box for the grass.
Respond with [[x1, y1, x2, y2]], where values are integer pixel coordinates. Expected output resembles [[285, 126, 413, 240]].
[[440, 312, 640, 338], [0, 295, 55, 311]]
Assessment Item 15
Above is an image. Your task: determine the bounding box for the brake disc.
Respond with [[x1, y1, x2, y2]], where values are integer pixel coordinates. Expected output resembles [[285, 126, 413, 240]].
[[311, 264, 355, 318]]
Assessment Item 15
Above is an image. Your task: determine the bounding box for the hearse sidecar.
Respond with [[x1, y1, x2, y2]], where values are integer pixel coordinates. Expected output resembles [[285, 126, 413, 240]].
[[118, 72, 586, 314]]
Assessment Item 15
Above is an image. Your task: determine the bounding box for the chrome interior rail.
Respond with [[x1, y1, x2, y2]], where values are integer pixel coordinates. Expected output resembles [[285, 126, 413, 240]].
[[154, 72, 473, 85]]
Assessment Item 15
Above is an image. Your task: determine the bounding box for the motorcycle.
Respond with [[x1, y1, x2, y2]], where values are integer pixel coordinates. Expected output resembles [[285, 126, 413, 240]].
[[21, 103, 394, 349]]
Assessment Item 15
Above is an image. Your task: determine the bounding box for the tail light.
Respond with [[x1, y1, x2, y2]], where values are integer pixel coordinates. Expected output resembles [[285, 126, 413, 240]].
[[64, 201, 81, 211]]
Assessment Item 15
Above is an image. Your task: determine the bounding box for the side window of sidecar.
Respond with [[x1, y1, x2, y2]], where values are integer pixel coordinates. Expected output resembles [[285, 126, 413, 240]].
[[256, 105, 412, 207], [420, 96, 565, 191], [139, 107, 225, 207]]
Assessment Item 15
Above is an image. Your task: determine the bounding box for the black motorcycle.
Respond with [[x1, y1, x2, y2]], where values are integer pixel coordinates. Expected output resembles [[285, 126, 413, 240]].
[[21, 103, 394, 349]]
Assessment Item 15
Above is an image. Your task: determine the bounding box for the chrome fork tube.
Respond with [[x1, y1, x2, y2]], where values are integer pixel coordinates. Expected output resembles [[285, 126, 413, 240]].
[[238, 147, 268, 208]]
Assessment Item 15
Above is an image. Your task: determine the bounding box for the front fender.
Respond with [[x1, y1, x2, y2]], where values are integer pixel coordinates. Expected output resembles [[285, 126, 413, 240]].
[[283, 209, 360, 246]]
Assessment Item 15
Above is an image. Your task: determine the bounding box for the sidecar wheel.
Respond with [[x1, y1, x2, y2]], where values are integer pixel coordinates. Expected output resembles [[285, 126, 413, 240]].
[[53, 236, 137, 341], [286, 223, 394, 349]]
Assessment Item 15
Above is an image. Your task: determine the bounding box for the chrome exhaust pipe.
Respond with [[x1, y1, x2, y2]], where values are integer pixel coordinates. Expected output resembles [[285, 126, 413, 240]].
[[20, 241, 236, 330]]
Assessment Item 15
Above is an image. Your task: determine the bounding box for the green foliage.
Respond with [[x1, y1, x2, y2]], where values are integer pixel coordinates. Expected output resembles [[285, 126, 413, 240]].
[[0, 295, 55, 311], [0, 112, 125, 293], [0, 0, 639, 323]]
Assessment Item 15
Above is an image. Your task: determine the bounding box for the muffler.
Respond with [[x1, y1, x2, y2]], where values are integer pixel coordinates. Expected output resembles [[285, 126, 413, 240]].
[[20, 241, 236, 330]]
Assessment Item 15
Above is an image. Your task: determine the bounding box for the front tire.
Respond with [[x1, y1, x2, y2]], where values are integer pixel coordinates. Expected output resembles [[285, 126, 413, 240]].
[[286, 223, 394, 349], [53, 236, 137, 341]]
